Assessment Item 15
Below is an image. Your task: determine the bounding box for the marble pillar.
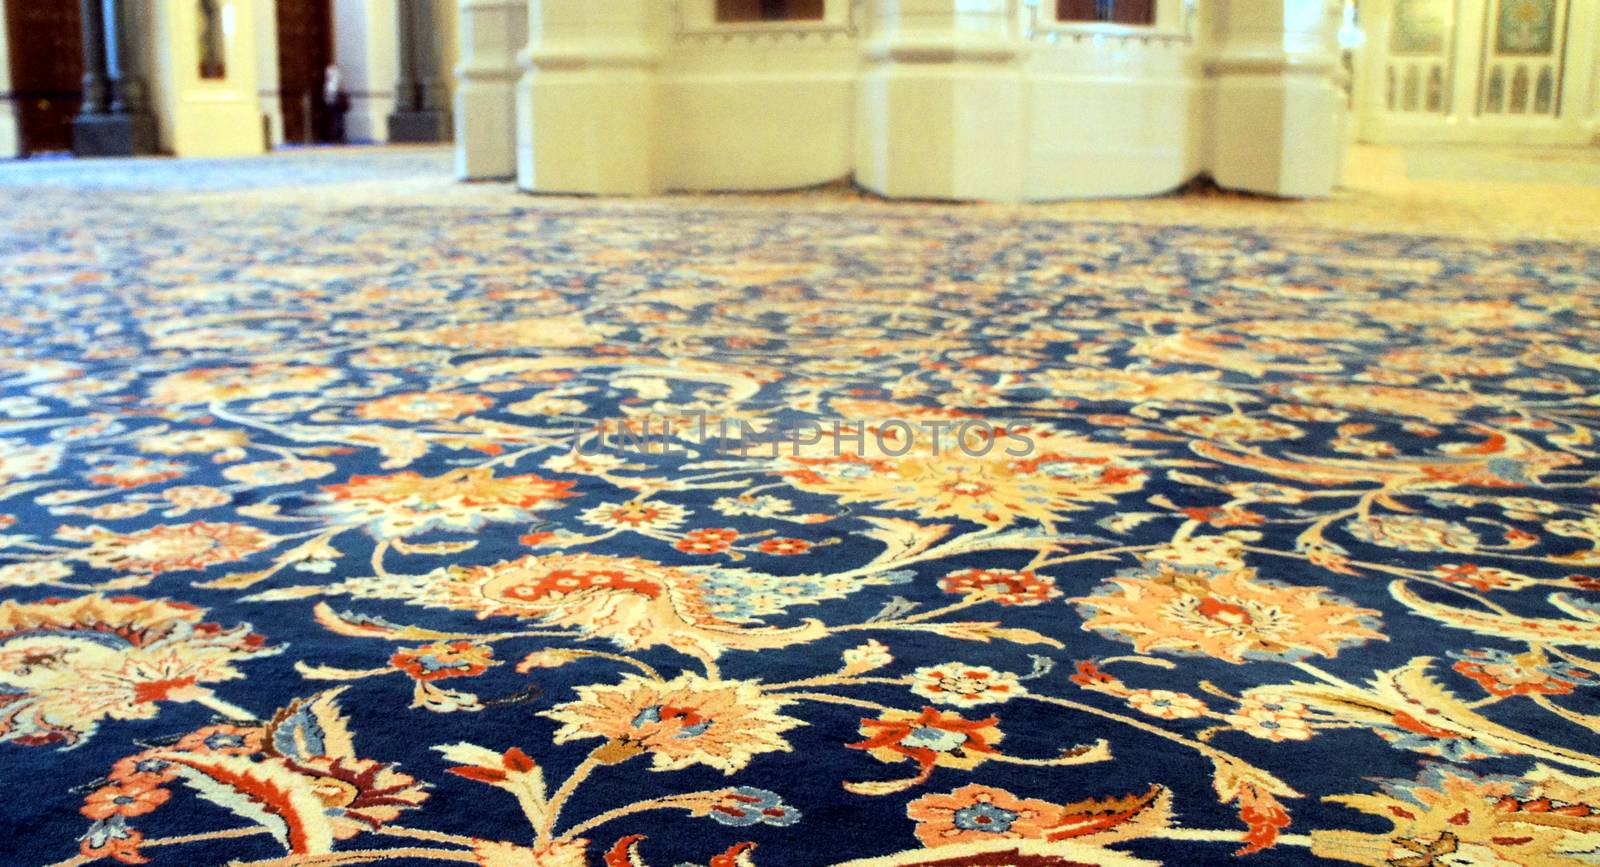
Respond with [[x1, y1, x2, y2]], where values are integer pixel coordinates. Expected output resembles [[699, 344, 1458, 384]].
[[454, 0, 526, 178], [389, 0, 450, 142], [72, 0, 156, 156]]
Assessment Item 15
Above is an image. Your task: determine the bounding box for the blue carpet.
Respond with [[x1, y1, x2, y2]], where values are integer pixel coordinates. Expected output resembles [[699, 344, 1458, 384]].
[[1, 155, 1598, 867]]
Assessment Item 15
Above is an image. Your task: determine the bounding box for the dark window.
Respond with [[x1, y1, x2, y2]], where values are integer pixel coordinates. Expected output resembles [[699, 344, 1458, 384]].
[[1057, 0, 1155, 25], [716, 0, 825, 22]]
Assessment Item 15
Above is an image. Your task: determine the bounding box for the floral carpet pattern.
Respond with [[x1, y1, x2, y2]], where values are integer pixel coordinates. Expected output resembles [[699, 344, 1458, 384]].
[[2, 153, 1600, 867]]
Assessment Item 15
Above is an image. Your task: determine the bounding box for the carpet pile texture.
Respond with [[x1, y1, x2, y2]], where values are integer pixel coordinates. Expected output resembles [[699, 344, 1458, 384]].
[[2, 152, 1599, 867]]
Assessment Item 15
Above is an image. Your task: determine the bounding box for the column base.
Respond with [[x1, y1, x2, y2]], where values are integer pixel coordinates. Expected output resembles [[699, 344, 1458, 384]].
[[517, 70, 659, 196], [71, 113, 157, 157], [388, 110, 449, 143]]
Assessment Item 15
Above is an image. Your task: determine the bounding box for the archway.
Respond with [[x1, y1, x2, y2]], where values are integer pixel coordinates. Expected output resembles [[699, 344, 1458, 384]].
[[4, 0, 83, 155], [276, 0, 337, 144]]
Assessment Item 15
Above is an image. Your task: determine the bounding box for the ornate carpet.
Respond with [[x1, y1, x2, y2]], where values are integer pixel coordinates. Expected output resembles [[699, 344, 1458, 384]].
[[2, 153, 1599, 867]]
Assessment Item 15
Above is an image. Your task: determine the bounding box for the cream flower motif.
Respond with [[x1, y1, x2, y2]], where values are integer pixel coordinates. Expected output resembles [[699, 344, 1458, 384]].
[[1169, 414, 1304, 442], [542, 451, 626, 475], [1074, 563, 1384, 664], [0, 441, 64, 484], [905, 784, 1065, 847], [1032, 368, 1254, 405], [471, 840, 589, 867], [1346, 515, 1480, 553], [147, 363, 340, 406], [0, 560, 73, 588], [1271, 382, 1479, 423], [407, 316, 617, 350], [161, 486, 232, 510], [713, 495, 794, 518], [543, 673, 803, 774], [64, 522, 276, 574], [780, 421, 1150, 530], [136, 428, 250, 456], [221, 458, 337, 487], [1226, 696, 1314, 742], [431, 553, 827, 660], [0, 595, 277, 746], [910, 664, 1026, 706], [579, 501, 689, 531], [355, 391, 491, 422], [311, 467, 576, 539], [506, 394, 589, 417], [1312, 765, 1600, 866], [1126, 689, 1207, 720]]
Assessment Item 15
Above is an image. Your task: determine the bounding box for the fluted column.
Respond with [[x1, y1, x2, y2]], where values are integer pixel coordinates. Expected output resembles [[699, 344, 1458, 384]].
[[853, 0, 1027, 202], [107, 0, 150, 115], [455, 0, 527, 179], [73, 0, 156, 156], [389, 0, 451, 142], [516, 0, 667, 195], [77, 0, 110, 115], [1205, 0, 1345, 197]]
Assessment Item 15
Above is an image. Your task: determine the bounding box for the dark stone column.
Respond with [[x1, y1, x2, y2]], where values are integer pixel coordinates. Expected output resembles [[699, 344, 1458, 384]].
[[77, 0, 110, 115], [387, 0, 449, 143], [72, 0, 156, 156]]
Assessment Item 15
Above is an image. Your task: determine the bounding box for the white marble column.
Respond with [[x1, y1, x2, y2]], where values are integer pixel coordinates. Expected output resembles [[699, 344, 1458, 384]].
[[255, 0, 284, 148], [0, 0, 18, 158], [516, 0, 668, 195], [1205, 0, 1345, 197], [455, 0, 526, 179], [854, 0, 1027, 202]]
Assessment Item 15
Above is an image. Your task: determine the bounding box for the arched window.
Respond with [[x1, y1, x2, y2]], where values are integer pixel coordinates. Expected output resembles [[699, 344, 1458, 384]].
[[1508, 65, 1529, 113], [1425, 66, 1444, 112], [716, 0, 824, 22], [1057, 0, 1155, 25], [1533, 67, 1554, 113], [1484, 67, 1505, 112]]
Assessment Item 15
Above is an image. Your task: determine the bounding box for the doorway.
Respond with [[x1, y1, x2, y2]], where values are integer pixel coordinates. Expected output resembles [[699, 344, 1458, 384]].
[[5, 0, 83, 155], [275, 0, 336, 144]]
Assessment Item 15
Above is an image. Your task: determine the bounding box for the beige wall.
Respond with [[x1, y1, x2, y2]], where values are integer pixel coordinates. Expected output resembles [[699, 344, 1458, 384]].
[[504, 0, 1349, 200]]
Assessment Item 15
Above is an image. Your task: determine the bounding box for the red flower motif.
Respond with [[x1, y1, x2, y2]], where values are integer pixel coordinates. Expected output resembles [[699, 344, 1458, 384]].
[[1434, 563, 1531, 592], [447, 747, 537, 784], [1068, 660, 1120, 690], [81, 781, 170, 820], [675, 528, 738, 555], [171, 724, 265, 756], [109, 753, 180, 785], [939, 568, 1061, 606], [1181, 506, 1267, 527], [1452, 649, 1589, 697], [390, 641, 495, 682], [849, 707, 1002, 773], [757, 538, 811, 556], [1567, 575, 1600, 592]]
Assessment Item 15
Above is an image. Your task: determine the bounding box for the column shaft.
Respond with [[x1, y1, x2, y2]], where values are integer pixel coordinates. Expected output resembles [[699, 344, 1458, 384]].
[[107, 0, 147, 114], [73, 0, 156, 155], [389, 0, 449, 142], [77, 0, 109, 115]]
